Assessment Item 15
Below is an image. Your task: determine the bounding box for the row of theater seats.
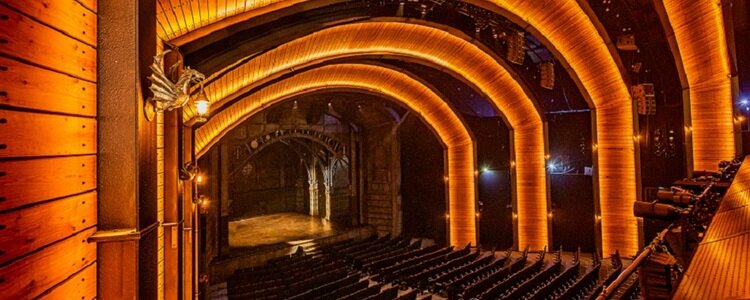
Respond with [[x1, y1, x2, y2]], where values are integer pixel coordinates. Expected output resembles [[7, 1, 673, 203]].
[[227, 235, 626, 299]]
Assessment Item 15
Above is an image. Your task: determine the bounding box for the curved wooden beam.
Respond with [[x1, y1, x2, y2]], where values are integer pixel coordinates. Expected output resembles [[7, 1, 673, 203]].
[[196, 63, 478, 246], [655, 0, 736, 171], [190, 22, 548, 250]]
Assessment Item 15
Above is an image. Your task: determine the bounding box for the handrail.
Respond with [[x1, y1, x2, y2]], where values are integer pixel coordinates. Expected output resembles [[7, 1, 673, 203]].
[[598, 179, 717, 299]]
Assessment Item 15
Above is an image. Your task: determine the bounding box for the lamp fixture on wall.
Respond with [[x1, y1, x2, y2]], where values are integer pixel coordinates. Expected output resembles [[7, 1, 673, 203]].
[[179, 161, 198, 181], [147, 49, 210, 122]]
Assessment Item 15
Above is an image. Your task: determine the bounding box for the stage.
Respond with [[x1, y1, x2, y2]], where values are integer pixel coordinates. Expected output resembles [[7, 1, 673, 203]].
[[229, 212, 350, 248]]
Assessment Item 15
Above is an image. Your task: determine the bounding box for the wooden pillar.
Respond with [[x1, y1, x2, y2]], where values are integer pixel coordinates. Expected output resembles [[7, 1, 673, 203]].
[[94, 0, 158, 299], [163, 108, 180, 299], [183, 125, 196, 299]]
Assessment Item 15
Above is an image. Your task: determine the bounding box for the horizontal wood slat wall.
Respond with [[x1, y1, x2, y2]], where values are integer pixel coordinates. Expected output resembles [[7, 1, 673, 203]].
[[0, 192, 97, 264], [38, 263, 97, 300], [0, 4, 96, 82], [3, 0, 96, 46], [0, 0, 97, 298], [0, 110, 96, 158], [0, 56, 97, 116], [0, 227, 97, 300], [0, 155, 96, 211]]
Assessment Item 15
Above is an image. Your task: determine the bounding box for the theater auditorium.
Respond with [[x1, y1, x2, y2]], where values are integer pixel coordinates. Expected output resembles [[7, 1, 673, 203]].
[[0, 0, 748, 299]]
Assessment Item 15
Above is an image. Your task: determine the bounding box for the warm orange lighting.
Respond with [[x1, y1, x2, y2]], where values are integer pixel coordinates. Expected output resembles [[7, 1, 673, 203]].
[[481, 0, 638, 256], [160, 0, 639, 254], [191, 22, 547, 249], [195, 174, 204, 184], [663, 0, 735, 171], [196, 64, 477, 246], [156, 0, 293, 40], [194, 93, 210, 123]]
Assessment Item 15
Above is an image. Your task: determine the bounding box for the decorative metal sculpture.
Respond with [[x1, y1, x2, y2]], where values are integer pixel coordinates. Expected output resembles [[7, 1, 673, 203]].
[[147, 50, 207, 112]]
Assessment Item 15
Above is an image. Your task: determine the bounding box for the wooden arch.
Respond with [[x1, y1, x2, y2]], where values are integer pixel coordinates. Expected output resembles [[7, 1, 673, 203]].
[[189, 21, 549, 250], [164, 0, 648, 255], [654, 0, 736, 172], [196, 63, 478, 246], [229, 128, 347, 178]]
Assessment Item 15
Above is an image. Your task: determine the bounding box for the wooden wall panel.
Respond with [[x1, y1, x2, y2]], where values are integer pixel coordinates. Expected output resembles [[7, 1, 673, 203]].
[[0, 110, 96, 158], [0, 1, 98, 298], [0, 5, 96, 82], [0, 227, 97, 300], [0, 192, 97, 264], [75, 0, 97, 13], [3, 0, 97, 46], [0, 56, 97, 116], [38, 263, 97, 300], [0, 155, 96, 211]]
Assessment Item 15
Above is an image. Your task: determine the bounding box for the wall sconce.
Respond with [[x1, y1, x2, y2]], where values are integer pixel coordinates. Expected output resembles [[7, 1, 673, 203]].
[[194, 90, 210, 123], [179, 161, 198, 181], [195, 174, 204, 184], [147, 49, 210, 122], [195, 195, 209, 214]]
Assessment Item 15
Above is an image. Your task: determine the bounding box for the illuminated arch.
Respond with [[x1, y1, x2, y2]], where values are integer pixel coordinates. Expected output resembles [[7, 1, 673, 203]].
[[196, 63, 477, 246], [190, 22, 548, 250], [164, 0, 641, 255], [655, 0, 735, 171]]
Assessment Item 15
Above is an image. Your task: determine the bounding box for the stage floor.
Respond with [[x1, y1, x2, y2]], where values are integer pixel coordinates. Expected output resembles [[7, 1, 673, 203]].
[[228, 212, 347, 248]]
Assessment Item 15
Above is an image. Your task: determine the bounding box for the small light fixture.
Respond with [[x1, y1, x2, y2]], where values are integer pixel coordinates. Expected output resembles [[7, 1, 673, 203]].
[[146, 49, 210, 122], [194, 89, 210, 123], [196, 174, 204, 184], [445, 213, 450, 219]]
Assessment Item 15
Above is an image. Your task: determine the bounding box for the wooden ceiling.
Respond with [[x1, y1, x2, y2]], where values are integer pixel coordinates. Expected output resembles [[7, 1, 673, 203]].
[[162, 0, 735, 256]]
